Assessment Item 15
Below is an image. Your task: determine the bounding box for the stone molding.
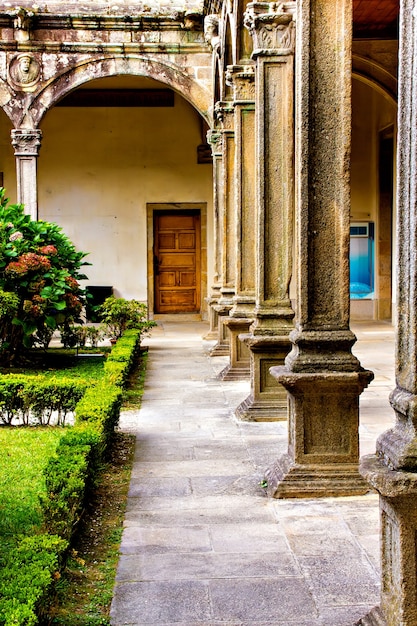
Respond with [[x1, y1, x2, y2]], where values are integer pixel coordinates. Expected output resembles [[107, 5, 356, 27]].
[[214, 100, 234, 129], [11, 129, 42, 156], [225, 64, 255, 101], [244, 1, 296, 54]]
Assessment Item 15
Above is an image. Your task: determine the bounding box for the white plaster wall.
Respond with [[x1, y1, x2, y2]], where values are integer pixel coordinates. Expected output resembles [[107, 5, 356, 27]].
[[36, 91, 213, 306]]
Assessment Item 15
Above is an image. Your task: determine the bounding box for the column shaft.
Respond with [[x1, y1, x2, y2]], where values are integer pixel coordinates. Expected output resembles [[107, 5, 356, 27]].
[[266, 0, 373, 496], [235, 1, 296, 420], [359, 2, 417, 624], [11, 129, 42, 220], [220, 65, 256, 380]]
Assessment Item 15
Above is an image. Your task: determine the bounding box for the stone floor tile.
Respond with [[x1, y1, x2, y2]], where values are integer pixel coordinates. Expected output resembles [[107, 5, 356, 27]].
[[119, 525, 212, 554], [128, 476, 192, 498], [124, 498, 273, 526], [116, 550, 301, 582], [209, 523, 287, 553], [299, 555, 380, 605], [110, 581, 211, 625], [209, 578, 317, 622]]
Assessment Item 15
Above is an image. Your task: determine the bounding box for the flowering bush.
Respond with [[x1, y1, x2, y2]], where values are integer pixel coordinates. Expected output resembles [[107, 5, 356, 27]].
[[0, 190, 89, 364]]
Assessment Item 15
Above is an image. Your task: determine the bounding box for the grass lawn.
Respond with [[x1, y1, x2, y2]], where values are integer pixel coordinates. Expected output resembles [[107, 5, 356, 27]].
[[0, 427, 65, 550]]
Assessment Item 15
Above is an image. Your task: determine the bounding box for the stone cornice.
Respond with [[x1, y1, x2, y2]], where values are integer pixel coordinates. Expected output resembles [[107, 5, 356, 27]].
[[0, 41, 208, 55], [0, 11, 204, 32]]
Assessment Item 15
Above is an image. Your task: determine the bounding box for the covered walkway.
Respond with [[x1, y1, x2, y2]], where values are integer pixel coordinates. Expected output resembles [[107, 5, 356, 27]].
[[110, 321, 394, 626]]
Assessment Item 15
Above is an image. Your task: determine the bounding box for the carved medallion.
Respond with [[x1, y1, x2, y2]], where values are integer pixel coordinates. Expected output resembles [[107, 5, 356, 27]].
[[8, 53, 41, 92]]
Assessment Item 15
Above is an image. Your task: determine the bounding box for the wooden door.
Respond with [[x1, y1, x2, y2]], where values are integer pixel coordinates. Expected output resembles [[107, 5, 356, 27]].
[[154, 211, 201, 313]]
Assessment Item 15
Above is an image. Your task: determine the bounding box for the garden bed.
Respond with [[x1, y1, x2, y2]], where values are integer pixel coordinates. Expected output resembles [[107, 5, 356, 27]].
[[0, 329, 143, 626]]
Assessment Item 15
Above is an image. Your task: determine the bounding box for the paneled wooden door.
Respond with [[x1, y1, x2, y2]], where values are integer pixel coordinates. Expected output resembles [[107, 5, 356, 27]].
[[154, 210, 201, 313]]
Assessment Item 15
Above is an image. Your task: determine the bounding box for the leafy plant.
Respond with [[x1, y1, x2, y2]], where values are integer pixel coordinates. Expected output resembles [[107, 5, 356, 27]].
[[0, 189, 89, 364], [98, 297, 155, 340]]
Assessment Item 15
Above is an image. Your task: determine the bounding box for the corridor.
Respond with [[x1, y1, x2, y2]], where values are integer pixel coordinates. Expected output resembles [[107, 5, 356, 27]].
[[110, 321, 394, 626]]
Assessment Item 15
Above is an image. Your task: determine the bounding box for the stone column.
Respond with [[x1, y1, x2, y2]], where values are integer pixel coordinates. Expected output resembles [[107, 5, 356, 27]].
[[265, 0, 373, 497], [11, 128, 42, 220], [220, 64, 256, 380], [359, 1, 417, 624], [205, 129, 223, 339], [235, 1, 296, 420], [210, 102, 236, 356]]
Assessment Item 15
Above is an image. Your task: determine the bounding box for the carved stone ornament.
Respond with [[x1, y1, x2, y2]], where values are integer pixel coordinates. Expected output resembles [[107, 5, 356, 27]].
[[204, 14, 220, 52], [11, 7, 34, 31], [214, 101, 235, 129], [225, 65, 255, 101], [8, 53, 41, 92], [207, 129, 223, 156], [11, 129, 42, 156], [244, 1, 296, 52]]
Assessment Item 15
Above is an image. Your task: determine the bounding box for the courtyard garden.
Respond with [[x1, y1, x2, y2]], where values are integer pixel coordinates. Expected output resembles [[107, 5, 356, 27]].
[[0, 191, 154, 625]]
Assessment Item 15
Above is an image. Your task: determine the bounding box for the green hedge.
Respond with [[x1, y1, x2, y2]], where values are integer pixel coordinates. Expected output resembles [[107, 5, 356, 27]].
[[0, 534, 68, 626], [0, 329, 143, 625], [0, 376, 87, 426]]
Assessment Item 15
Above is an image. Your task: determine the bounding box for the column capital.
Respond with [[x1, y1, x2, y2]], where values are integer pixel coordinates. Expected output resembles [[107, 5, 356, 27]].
[[214, 101, 235, 130], [207, 129, 223, 156], [244, 1, 296, 55], [11, 128, 42, 156], [225, 64, 255, 101]]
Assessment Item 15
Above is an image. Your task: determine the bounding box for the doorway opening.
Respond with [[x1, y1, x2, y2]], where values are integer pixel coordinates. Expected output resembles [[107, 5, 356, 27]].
[[147, 203, 207, 318]]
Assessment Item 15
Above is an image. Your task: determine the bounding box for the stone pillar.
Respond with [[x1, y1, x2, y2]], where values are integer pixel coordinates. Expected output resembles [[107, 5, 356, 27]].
[[359, 1, 417, 624], [235, 1, 296, 420], [205, 129, 223, 339], [220, 64, 256, 380], [11, 128, 42, 220], [210, 102, 236, 357], [265, 0, 373, 496]]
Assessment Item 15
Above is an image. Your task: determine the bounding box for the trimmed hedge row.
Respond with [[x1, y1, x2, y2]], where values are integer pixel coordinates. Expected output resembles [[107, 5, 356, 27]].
[[0, 329, 143, 626], [0, 376, 87, 425]]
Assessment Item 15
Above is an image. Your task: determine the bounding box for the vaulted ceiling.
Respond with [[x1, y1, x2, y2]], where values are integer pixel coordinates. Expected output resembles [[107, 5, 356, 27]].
[[353, 0, 399, 38]]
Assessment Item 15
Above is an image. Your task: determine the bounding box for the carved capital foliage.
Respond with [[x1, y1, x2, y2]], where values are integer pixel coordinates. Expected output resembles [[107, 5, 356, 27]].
[[207, 129, 223, 156], [225, 65, 255, 101], [11, 129, 42, 156], [214, 101, 235, 130], [244, 1, 296, 53]]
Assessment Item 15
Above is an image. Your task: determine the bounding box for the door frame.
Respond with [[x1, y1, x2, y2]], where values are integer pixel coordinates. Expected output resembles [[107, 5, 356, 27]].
[[147, 203, 207, 318]]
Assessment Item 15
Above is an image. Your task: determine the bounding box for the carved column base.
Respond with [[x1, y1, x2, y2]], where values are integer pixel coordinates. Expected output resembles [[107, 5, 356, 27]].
[[360, 455, 417, 626], [234, 335, 290, 421], [265, 453, 369, 498], [209, 305, 233, 356], [265, 368, 373, 497], [355, 606, 386, 626], [218, 317, 252, 380]]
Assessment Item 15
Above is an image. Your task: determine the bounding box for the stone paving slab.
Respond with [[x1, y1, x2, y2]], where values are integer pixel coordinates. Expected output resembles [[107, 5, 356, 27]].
[[110, 321, 394, 626]]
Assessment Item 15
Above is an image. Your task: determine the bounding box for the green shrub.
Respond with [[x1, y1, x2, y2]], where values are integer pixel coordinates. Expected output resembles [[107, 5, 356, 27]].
[[0, 376, 87, 426], [0, 534, 67, 626]]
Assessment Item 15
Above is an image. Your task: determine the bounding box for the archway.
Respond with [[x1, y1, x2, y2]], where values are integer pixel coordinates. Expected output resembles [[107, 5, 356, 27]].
[[37, 74, 213, 316], [351, 74, 397, 320]]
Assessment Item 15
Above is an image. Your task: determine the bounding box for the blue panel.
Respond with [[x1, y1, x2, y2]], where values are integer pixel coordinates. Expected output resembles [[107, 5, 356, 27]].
[[350, 223, 374, 299]]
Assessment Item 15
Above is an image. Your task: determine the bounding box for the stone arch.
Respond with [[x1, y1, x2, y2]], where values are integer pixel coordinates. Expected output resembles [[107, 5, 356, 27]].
[[13, 55, 212, 129], [352, 54, 397, 104]]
